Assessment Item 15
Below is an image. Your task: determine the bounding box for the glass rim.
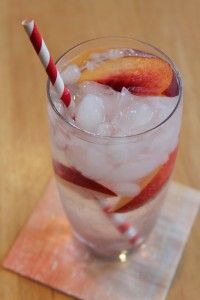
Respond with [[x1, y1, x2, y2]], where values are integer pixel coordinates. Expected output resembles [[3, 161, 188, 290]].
[[47, 36, 183, 142]]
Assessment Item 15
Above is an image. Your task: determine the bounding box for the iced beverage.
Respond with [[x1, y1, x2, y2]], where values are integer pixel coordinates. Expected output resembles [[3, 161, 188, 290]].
[[47, 38, 182, 258]]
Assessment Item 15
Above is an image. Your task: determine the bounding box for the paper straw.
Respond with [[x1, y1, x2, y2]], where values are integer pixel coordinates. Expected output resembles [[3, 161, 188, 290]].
[[22, 20, 72, 108], [98, 198, 140, 245], [23, 20, 139, 246]]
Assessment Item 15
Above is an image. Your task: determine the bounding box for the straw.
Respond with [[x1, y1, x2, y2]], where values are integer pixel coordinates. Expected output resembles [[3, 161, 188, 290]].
[[22, 20, 140, 246], [99, 198, 141, 245], [22, 20, 72, 108]]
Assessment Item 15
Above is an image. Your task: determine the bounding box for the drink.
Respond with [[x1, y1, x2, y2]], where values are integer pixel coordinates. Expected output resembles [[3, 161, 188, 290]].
[[47, 38, 182, 258]]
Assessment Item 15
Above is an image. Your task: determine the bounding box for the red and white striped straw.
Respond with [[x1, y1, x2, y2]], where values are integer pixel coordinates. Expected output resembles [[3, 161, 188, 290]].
[[22, 20, 72, 108], [98, 198, 141, 246], [22, 19, 140, 247]]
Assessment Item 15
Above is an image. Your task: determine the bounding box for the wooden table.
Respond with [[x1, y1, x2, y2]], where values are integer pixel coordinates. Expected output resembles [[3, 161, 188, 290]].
[[0, 1, 199, 299]]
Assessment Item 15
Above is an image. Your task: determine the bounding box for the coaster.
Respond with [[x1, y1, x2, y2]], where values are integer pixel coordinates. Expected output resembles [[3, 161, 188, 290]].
[[3, 179, 200, 300]]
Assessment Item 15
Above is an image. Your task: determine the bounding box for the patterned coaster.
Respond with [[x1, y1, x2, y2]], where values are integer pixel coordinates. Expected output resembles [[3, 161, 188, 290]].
[[3, 179, 200, 300]]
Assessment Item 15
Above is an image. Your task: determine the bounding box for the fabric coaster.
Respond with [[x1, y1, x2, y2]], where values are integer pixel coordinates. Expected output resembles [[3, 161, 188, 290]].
[[3, 179, 200, 300]]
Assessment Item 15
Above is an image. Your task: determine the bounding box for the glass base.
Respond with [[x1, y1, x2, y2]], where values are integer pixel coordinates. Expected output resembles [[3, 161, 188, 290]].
[[58, 178, 169, 259], [73, 227, 145, 260]]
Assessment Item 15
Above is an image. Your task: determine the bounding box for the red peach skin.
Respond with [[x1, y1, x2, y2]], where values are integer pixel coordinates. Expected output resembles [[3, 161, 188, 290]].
[[79, 56, 174, 96], [115, 146, 178, 212]]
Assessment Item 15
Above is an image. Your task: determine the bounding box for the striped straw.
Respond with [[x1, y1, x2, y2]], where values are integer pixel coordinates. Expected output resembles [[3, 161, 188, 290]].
[[98, 198, 141, 245], [22, 20, 72, 108], [23, 20, 140, 247]]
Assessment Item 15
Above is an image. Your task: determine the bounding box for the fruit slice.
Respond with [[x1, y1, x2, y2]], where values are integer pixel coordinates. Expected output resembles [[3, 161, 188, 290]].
[[53, 146, 178, 213], [115, 146, 178, 213], [53, 160, 116, 196], [111, 166, 160, 212], [79, 56, 173, 96], [163, 72, 179, 97], [56, 175, 108, 203]]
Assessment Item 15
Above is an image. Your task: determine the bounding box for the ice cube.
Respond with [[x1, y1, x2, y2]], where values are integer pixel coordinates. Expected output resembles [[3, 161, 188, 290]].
[[135, 95, 178, 126], [133, 102, 154, 127], [62, 64, 80, 84], [68, 141, 113, 181], [83, 145, 112, 180], [57, 55, 179, 135], [78, 81, 113, 97], [78, 81, 120, 122], [76, 94, 105, 132], [112, 89, 162, 135]]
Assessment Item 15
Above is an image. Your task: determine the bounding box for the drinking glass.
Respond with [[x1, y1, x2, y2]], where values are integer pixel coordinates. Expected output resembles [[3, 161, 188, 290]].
[[47, 37, 183, 258]]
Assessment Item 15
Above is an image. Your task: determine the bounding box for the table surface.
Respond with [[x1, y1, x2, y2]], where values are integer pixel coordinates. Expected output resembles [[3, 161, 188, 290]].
[[0, 1, 200, 299]]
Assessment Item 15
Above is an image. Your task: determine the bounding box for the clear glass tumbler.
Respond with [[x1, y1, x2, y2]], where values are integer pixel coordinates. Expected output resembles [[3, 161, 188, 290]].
[[47, 38, 183, 258]]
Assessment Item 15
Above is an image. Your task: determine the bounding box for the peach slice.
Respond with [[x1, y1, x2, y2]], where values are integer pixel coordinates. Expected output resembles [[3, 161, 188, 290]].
[[79, 56, 173, 96], [110, 166, 160, 212], [53, 160, 116, 196], [53, 146, 178, 213], [163, 72, 179, 97], [115, 146, 178, 212]]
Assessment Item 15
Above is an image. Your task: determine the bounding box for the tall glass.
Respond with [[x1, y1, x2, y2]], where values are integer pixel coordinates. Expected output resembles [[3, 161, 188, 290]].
[[47, 38, 183, 258]]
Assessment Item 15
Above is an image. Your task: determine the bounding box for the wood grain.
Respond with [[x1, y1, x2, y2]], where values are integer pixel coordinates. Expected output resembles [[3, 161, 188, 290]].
[[0, 0, 199, 299]]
